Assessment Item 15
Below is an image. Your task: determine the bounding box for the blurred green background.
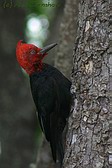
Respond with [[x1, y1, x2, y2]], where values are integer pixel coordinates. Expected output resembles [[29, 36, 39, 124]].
[[0, 0, 65, 168]]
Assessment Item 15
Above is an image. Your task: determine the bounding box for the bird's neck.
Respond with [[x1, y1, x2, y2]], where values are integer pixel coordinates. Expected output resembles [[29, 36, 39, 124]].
[[28, 61, 43, 75]]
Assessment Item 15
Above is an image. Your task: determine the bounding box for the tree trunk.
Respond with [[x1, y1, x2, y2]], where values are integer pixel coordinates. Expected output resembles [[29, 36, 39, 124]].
[[63, 0, 110, 168], [55, 0, 78, 78]]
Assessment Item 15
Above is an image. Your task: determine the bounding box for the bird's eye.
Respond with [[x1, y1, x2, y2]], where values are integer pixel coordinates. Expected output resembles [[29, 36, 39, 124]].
[[30, 49, 36, 55]]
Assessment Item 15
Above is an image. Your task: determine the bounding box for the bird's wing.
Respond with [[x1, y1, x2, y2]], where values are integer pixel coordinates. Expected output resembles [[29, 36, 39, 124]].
[[36, 76, 62, 162], [30, 71, 71, 163], [36, 77, 60, 141]]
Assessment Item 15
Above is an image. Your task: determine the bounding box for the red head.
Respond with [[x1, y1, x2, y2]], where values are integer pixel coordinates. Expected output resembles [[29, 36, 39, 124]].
[[16, 40, 57, 75]]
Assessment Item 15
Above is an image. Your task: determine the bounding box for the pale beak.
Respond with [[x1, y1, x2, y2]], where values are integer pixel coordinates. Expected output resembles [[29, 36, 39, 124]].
[[39, 43, 57, 54]]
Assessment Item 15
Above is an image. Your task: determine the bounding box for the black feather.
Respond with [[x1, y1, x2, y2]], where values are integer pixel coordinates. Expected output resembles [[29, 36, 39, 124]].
[[30, 63, 71, 164]]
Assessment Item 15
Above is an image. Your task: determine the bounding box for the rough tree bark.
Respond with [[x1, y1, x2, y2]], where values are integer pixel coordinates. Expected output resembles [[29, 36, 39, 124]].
[[63, 0, 111, 168]]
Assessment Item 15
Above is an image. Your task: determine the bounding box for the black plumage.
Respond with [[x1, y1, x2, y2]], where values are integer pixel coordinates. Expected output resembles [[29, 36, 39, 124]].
[[30, 63, 71, 165]]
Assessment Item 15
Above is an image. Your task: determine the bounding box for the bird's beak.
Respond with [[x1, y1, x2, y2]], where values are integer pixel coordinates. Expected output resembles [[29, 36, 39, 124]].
[[39, 43, 57, 54]]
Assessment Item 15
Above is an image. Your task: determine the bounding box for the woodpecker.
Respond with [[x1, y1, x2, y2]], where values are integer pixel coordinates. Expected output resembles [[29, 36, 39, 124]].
[[16, 40, 71, 165]]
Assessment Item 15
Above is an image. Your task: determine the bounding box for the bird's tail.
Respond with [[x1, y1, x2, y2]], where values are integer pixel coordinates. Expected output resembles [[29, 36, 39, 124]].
[[50, 120, 65, 166], [50, 137, 57, 162], [50, 134, 64, 166], [57, 119, 66, 166], [57, 135, 64, 166]]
